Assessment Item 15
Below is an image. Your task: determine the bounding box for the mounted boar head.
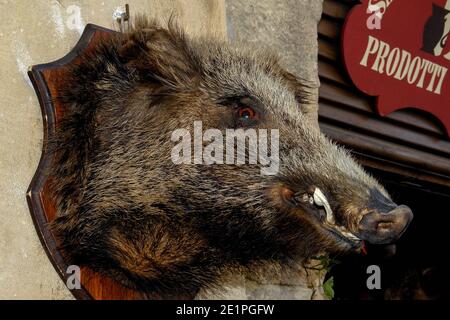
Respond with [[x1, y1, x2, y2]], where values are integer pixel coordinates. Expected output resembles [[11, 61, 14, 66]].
[[50, 18, 413, 297]]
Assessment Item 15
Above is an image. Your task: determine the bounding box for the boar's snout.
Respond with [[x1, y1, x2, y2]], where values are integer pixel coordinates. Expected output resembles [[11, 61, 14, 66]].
[[357, 199, 413, 245]]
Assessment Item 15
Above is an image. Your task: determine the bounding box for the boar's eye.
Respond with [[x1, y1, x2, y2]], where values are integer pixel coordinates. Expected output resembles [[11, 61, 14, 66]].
[[219, 96, 262, 127], [233, 97, 261, 125], [238, 107, 257, 120]]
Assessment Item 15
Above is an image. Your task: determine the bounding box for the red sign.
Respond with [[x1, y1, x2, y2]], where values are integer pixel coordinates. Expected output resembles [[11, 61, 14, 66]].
[[342, 0, 450, 136]]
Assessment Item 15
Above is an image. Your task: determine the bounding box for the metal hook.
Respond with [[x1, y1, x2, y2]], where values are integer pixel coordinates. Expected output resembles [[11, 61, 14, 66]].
[[113, 4, 130, 33]]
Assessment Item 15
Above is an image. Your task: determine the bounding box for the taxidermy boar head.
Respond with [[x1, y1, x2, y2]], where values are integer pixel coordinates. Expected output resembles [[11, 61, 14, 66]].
[[50, 17, 413, 297]]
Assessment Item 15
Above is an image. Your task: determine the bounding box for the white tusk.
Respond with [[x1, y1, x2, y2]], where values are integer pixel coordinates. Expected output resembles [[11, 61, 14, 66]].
[[312, 188, 360, 242], [313, 188, 335, 224]]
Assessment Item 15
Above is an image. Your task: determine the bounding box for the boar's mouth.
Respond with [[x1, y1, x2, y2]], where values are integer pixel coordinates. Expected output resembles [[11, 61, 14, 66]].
[[278, 186, 363, 249], [276, 184, 413, 251], [310, 188, 361, 244]]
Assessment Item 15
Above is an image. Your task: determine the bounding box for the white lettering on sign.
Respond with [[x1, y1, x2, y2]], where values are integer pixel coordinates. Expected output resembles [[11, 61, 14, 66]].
[[366, 0, 395, 30], [360, 35, 448, 94]]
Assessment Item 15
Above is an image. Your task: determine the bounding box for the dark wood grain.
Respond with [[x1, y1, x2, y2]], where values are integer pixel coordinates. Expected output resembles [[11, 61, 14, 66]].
[[322, 0, 353, 20], [320, 81, 449, 136], [318, 16, 343, 41]]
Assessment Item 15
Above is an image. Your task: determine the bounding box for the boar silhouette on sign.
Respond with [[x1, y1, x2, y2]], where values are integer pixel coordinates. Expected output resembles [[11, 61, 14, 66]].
[[422, 2, 450, 59], [343, 0, 450, 136]]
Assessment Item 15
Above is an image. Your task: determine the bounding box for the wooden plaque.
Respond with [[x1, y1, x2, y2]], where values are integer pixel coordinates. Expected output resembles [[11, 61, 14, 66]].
[[27, 24, 146, 300]]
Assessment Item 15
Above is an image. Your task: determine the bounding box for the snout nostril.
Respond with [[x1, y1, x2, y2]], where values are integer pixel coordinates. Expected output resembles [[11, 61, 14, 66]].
[[377, 221, 393, 231], [357, 205, 413, 244]]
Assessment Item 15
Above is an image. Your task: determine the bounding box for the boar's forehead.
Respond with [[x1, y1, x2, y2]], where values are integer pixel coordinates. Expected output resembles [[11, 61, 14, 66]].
[[192, 40, 303, 121]]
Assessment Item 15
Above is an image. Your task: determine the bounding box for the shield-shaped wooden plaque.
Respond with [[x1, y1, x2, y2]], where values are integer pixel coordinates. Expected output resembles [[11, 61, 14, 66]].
[[27, 24, 148, 300]]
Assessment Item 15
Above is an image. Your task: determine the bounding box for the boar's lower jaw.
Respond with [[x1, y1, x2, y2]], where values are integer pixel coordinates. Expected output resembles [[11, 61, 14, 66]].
[[281, 186, 361, 247]]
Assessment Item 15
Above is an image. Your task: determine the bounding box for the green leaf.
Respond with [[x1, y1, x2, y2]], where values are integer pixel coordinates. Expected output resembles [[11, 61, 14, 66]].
[[311, 255, 341, 272], [323, 276, 335, 300]]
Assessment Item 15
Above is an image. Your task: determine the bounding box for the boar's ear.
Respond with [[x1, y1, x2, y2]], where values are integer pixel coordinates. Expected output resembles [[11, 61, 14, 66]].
[[117, 18, 198, 89], [280, 70, 315, 104], [275, 66, 319, 122]]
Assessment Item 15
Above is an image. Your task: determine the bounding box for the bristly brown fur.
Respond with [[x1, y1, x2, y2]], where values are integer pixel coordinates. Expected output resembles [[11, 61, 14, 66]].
[[49, 17, 391, 298]]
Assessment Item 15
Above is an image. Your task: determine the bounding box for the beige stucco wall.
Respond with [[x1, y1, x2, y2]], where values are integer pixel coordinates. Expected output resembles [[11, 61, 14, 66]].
[[0, 0, 323, 299], [0, 0, 226, 300]]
